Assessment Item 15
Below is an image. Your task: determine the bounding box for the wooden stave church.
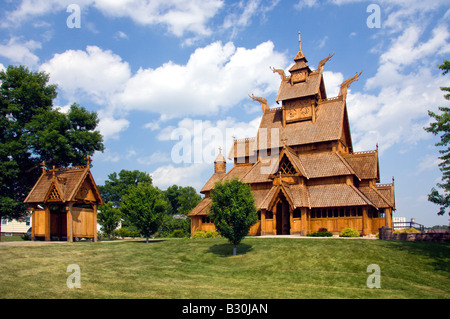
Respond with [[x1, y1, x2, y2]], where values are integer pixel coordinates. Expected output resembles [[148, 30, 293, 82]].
[[189, 33, 395, 236], [24, 156, 104, 242]]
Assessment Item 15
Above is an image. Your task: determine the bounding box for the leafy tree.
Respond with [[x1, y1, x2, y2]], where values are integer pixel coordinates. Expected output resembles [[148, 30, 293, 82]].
[[424, 59, 450, 216], [163, 185, 181, 215], [98, 169, 152, 208], [208, 179, 257, 255], [97, 202, 122, 240], [178, 186, 201, 216], [0, 65, 104, 221], [121, 183, 167, 243], [163, 184, 201, 216]]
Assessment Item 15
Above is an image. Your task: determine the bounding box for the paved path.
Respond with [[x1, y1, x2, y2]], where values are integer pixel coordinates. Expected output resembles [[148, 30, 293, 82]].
[[0, 240, 69, 246]]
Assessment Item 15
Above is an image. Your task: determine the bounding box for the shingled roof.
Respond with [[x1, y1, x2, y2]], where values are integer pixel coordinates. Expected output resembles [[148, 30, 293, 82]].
[[24, 165, 103, 205], [228, 99, 348, 160], [276, 71, 322, 102]]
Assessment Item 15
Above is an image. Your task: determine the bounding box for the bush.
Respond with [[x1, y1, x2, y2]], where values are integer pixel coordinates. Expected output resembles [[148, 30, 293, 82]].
[[205, 230, 219, 238], [170, 229, 187, 238], [191, 230, 220, 239], [192, 230, 207, 238], [394, 228, 421, 233], [21, 233, 31, 241], [115, 227, 140, 239], [340, 227, 360, 237], [307, 231, 333, 237]]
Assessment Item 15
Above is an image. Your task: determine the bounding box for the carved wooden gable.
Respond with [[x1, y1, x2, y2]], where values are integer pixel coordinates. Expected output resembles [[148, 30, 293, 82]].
[[45, 182, 62, 202], [75, 178, 97, 202]]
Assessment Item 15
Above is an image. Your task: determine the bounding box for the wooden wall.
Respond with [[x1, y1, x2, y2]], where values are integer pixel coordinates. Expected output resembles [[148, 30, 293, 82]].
[[190, 210, 386, 236], [32, 209, 46, 237], [70, 207, 96, 238]]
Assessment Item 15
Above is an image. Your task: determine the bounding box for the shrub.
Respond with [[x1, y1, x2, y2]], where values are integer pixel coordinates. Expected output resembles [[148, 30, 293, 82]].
[[191, 230, 220, 238], [394, 228, 421, 233], [340, 227, 360, 237], [307, 231, 333, 237], [192, 230, 207, 238], [170, 229, 187, 238], [205, 230, 219, 238], [21, 233, 31, 241], [115, 227, 140, 239]]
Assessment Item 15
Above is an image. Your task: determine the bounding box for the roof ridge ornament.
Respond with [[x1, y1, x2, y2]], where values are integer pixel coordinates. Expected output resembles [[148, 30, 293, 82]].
[[85, 154, 92, 168], [339, 70, 363, 99], [249, 93, 268, 113], [270, 66, 289, 82], [318, 52, 334, 71]]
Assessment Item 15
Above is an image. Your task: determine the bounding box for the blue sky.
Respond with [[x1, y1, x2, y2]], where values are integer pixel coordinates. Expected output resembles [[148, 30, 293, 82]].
[[1, 0, 449, 226]]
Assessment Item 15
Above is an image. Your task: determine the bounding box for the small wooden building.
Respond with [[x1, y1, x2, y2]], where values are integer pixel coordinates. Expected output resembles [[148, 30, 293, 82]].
[[189, 33, 395, 236], [24, 156, 103, 242]]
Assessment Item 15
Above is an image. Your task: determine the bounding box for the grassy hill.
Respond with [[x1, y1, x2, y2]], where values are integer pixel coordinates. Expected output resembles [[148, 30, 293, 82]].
[[1, 237, 449, 299]]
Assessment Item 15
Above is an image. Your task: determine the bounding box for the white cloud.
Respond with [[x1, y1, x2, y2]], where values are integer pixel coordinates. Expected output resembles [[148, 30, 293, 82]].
[[295, 0, 318, 10], [151, 163, 211, 190], [137, 151, 171, 165], [417, 154, 441, 174], [94, 0, 224, 37], [116, 40, 287, 118], [345, 22, 450, 153], [3, 0, 223, 39], [97, 114, 130, 141], [115, 31, 128, 40], [322, 70, 344, 98], [95, 149, 121, 163], [40, 46, 131, 104], [0, 37, 41, 67], [151, 114, 263, 190]]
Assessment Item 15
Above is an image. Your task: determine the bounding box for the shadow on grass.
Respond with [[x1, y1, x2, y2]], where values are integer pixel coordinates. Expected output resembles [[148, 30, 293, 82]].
[[99, 239, 166, 244], [208, 243, 253, 257], [385, 240, 450, 273]]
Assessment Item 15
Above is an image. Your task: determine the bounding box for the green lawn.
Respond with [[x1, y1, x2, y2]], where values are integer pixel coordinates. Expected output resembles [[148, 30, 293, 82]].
[[1, 237, 449, 299]]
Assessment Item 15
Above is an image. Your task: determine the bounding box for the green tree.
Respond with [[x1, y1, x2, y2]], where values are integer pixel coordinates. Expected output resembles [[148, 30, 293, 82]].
[[121, 183, 167, 243], [97, 202, 122, 240], [178, 186, 201, 216], [424, 59, 450, 216], [98, 169, 152, 208], [0, 65, 104, 221], [163, 185, 201, 216], [209, 179, 257, 255]]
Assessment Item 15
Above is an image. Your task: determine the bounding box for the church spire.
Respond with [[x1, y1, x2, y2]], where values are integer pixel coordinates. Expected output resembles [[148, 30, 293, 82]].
[[214, 147, 226, 173], [293, 31, 307, 62], [298, 31, 301, 51]]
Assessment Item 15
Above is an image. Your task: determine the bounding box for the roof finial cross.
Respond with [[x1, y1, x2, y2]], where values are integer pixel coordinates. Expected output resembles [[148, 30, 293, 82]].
[[298, 31, 301, 51], [85, 154, 92, 168], [218, 146, 222, 154]]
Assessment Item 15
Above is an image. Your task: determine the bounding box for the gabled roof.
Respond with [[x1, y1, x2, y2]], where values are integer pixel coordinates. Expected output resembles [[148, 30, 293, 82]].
[[188, 197, 212, 217], [24, 166, 103, 205], [342, 151, 379, 181], [200, 172, 226, 194], [358, 186, 394, 209], [276, 71, 322, 102], [229, 98, 347, 159], [298, 151, 355, 179], [308, 184, 374, 208]]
